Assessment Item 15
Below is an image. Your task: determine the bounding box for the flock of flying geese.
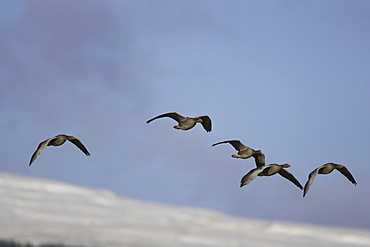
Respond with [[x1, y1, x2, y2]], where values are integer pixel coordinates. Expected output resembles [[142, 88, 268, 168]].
[[29, 112, 357, 197]]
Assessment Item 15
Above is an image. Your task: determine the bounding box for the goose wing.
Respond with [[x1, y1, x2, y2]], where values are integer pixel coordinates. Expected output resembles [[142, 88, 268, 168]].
[[196, 115, 212, 132], [303, 166, 323, 197], [240, 165, 269, 187], [212, 140, 248, 151], [278, 169, 303, 189], [253, 152, 265, 168], [29, 137, 57, 166], [336, 166, 357, 185], [68, 137, 91, 156], [146, 112, 186, 124]]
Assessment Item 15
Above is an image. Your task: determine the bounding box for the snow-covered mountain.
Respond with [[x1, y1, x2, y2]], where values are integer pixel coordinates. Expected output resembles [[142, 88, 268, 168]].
[[0, 172, 369, 247]]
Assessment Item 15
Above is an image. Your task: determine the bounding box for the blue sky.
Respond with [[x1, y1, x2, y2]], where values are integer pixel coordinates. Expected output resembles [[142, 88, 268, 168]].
[[1, 0, 370, 229]]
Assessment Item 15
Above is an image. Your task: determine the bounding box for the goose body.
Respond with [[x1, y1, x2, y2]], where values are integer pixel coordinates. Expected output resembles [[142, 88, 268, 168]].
[[212, 140, 261, 160], [29, 134, 90, 166], [146, 112, 212, 132], [240, 164, 303, 189], [303, 163, 357, 197]]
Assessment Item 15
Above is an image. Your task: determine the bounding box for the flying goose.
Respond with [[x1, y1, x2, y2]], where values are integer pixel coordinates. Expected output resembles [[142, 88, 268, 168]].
[[29, 134, 90, 166], [240, 163, 303, 189], [303, 163, 357, 197], [212, 140, 262, 161], [146, 112, 212, 132]]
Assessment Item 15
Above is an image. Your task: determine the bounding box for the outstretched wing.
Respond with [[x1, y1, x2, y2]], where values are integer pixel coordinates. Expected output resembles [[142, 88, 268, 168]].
[[196, 115, 212, 132], [68, 138, 91, 156], [253, 152, 265, 168], [303, 166, 322, 197], [240, 166, 269, 187], [278, 169, 303, 190], [212, 140, 248, 151], [146, 112, 187, 124], [337, 166, 357, 185], [29, 137, 56, 166]]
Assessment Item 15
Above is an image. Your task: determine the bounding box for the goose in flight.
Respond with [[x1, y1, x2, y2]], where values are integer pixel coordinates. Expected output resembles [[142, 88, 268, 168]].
[[212, 140, 262, 161], [240, 163, 303, 189], [29, 134, 91, 166], [146, 112, 212, 132], [303, 163, 357, 197]]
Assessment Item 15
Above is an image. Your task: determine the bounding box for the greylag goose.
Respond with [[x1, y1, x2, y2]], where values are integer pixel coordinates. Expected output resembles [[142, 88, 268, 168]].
[[303, 163, 357, 197], [146, 112, 212, 132], [29, 134, 91, 166], [240, 164, 303, 189], [212, 140, 262, 160]]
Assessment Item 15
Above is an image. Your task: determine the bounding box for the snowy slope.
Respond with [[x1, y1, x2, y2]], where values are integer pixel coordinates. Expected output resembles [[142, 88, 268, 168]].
[[0, 172, 369, 247]]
